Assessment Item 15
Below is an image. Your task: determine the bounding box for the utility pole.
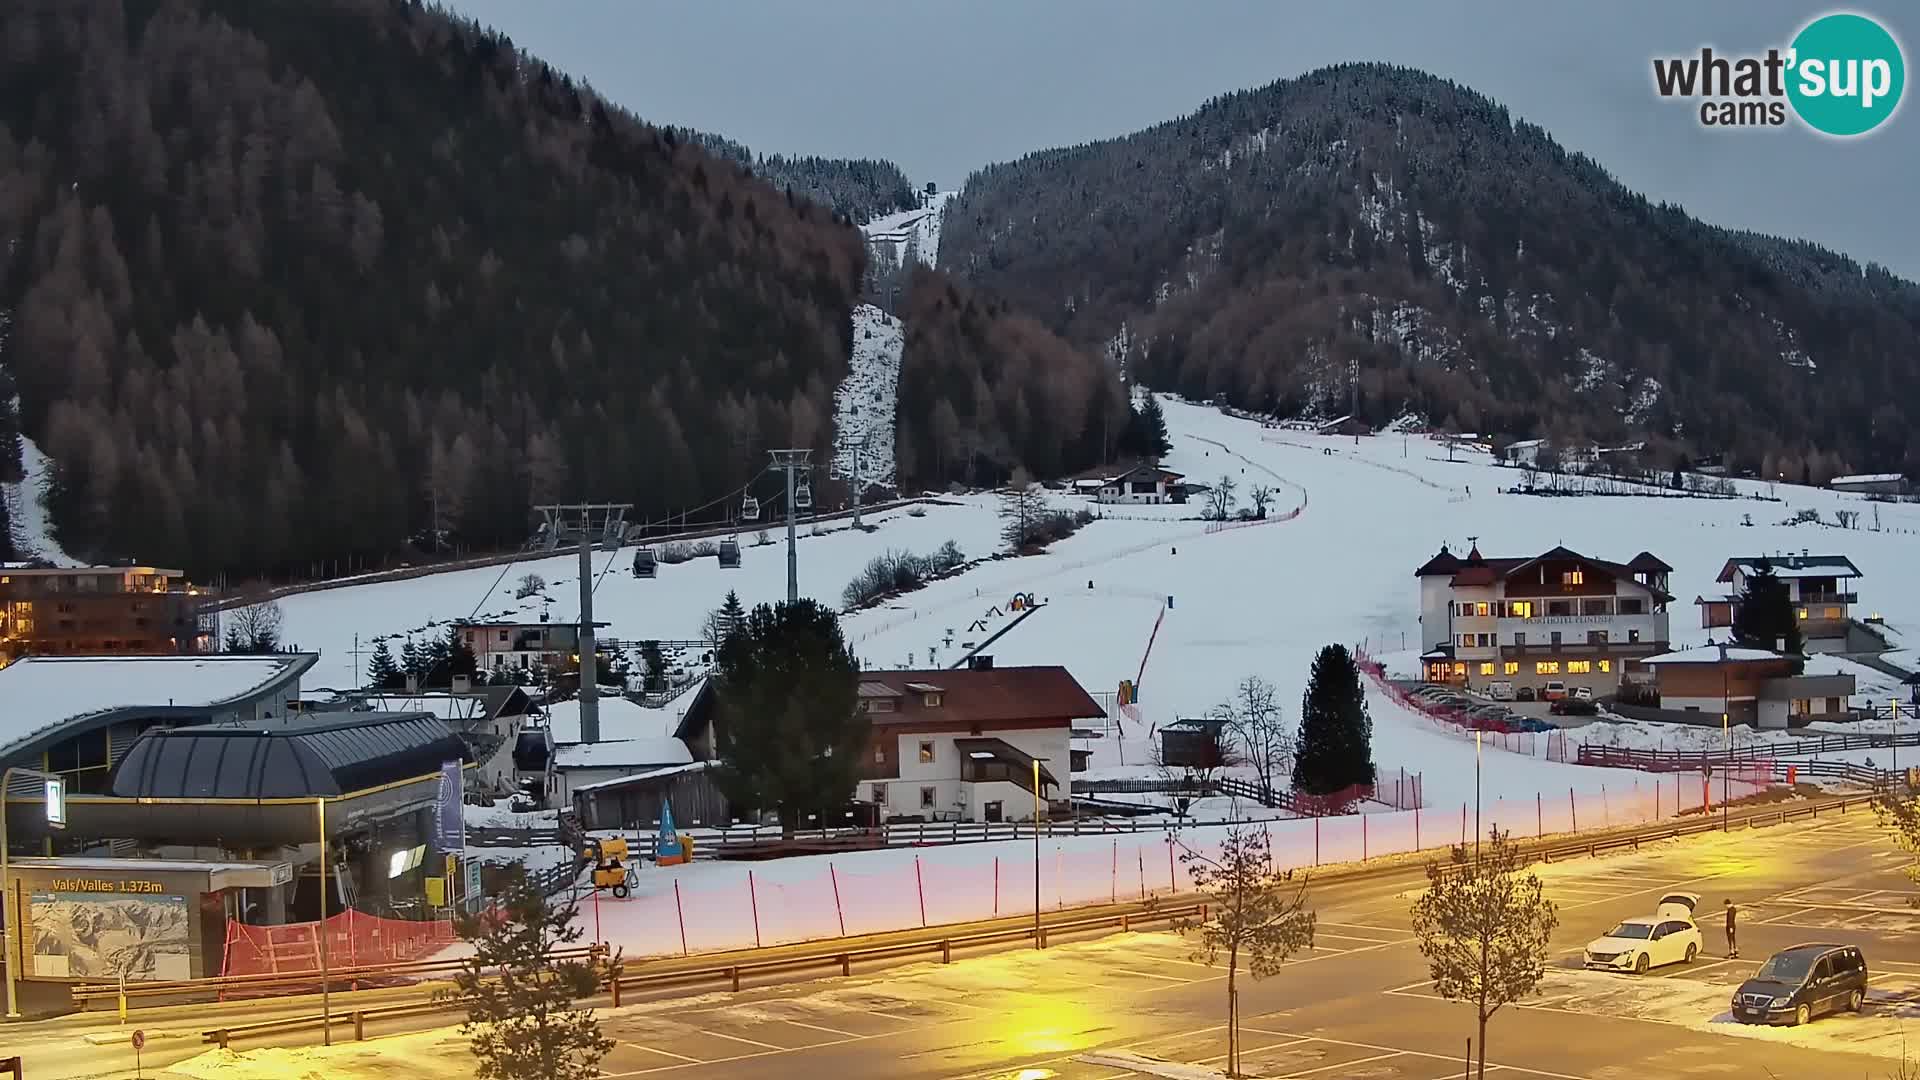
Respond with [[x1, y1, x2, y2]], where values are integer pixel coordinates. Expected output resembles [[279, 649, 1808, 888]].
[[847, 437, 867, 529], [1350, 355, 1359, 446], [536, 503, 630, 743], [769, 450, 813, 604]]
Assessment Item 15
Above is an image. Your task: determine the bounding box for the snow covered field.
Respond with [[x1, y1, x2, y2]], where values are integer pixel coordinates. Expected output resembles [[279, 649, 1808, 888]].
[[1, 432, 80, 566], [281, 396, 1920, 804]]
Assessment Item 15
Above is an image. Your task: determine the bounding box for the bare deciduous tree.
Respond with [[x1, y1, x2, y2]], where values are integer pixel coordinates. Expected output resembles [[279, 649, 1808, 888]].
[[998, 470, 1047, 551], [1205, 474, 1238, 520], [1247, 483, 1275, 518], [1409, 830, 1559, 1080], [224, 599, 283, 653], [1174, 825, 1316, 1077], [1215, 675, 1293, 797]]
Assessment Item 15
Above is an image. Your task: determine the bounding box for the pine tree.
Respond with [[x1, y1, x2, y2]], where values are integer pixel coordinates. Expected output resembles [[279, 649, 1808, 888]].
[[367, 638, 402, 689], [638, 640, 667, 693], [1135, 394, 1172, 458], [720, 590, 746, 641], [710, 600, 865, 835], [1730, 558, 1803, 657], [400, 637, 423, 680], [446, 624, 478, 683], [445, 864, 614, 1080], [1294, 643, 1375, 797]]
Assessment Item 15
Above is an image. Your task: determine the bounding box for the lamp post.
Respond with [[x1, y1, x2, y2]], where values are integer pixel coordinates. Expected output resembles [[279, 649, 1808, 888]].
[[2, 767, 63, 1019], [1474, 729, 1483, 861], [1032, 757, 1045, 948], [316, 798, 332, 1045], [1722, 712, 1730, 832], [1894, 699, 1901, 784]]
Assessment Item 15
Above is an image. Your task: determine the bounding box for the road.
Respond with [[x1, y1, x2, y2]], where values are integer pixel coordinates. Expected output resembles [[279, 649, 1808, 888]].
[[6, 807, 1917, 1078]]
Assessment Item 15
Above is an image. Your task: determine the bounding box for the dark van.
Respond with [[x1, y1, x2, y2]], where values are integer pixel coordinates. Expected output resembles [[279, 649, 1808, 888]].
[[1732, 944, 1868, 1026]]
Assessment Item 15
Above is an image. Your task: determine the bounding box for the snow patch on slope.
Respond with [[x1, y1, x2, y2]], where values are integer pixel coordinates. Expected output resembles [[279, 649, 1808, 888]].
[[2, 429, 81, 567], [861, 191, 952, 270], [832, 304, 903, 491]]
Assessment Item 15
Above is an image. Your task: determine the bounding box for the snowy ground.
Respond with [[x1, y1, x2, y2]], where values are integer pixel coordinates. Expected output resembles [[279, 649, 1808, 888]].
[[1, 431, 80, 566], [282, 395, 1920, 797], [832, 304, 903, 490], [860, 190, 951, 270]]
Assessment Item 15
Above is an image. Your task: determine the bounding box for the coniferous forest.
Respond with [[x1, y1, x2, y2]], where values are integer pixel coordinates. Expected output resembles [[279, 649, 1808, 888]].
[[941, 64, 1920, 481], [0, 0, 866, 577]]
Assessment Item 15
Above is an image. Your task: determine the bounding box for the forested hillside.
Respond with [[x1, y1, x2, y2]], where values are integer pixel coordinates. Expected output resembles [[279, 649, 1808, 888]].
[[0, 0, 865, 578], [677, 130, 919, 225], [941, 63, 1920, 480], [894, 267, 1125, 489]]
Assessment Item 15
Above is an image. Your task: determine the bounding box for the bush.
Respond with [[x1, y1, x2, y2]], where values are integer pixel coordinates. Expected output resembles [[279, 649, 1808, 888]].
[[1024, 508, 1095, 547], [841, 541, 967, 609], [657, 540, 719, 565], [514, 572, 547, 599]]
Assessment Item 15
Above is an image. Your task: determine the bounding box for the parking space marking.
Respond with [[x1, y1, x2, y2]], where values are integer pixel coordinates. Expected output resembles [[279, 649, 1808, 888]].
[[699, 1029, 788, 1051], [1278, 1050, 1406, 1076], [1236, 1026, 1595, 1080], [1315, 931, 1400, 945], [771, 1017, 864, 1038], [622, 1042, 706, 1064], [1321, 921, 1414, 936]]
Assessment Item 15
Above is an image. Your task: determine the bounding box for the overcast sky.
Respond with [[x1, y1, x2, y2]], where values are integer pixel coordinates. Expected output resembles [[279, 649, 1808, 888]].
[[445, 1, 1917, 279]]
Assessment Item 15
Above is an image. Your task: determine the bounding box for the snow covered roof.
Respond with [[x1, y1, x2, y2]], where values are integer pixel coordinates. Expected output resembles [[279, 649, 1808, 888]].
[[552, 738, 693, 770], [0, 653, 316, 758], [1717, 555, 1862, 581], [540, 693, 684, 744], [1831, 473, 1906, 486], [572, 760, 711, 793], [1641, 646, 1786, 665]]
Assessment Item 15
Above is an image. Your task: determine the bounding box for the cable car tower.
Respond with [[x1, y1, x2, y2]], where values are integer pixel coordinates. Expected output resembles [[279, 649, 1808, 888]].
[[533, 502, 628, 743]]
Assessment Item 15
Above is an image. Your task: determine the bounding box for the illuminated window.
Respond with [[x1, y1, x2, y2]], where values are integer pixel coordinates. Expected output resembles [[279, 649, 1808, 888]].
[[1474, 602, 1491, 617], [1535, 661, 1560, 675], [1824, 607, 1842, 620], [1566, 660, 1592, 674], [1797, 608, 1808, 620], [1562, 570, 1585, 586], [1479, 663, 1496, 676], [873, 745, 885, 765], [1598, 659, 1612, 673], [918, 740, 935, 764], [1508, 601, 1534, 618], [1452, 663, 1467, 675], [1504, 662, 1520, 675]]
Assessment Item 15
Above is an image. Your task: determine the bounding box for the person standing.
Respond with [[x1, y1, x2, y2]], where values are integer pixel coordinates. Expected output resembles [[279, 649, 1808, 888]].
[[1724, 898, 1739, 958]]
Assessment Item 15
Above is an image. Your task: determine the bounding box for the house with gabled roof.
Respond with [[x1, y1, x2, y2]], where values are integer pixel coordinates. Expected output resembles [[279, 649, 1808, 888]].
[[1695, 552, 1865, 653], [1415, 542, 1673, 694]]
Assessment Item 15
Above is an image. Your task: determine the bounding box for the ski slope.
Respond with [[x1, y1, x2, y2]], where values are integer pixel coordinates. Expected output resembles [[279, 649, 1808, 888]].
[[832, 304, 903, 490], [279, 396, 1920, 804], [1, 432, 81, 567], [860, 190, 952, 269]]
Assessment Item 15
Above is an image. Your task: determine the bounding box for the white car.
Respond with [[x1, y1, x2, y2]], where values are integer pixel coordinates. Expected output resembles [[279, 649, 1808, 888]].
[[1584, 893, 1703, 974]]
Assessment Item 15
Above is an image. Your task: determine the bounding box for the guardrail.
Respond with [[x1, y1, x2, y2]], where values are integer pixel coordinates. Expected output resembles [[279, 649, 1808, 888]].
[[71, 947, 603, 1009]]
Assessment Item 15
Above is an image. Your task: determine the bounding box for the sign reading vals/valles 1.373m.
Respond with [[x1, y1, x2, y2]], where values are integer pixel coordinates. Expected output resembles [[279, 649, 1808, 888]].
[[48, 878, 168, 894]]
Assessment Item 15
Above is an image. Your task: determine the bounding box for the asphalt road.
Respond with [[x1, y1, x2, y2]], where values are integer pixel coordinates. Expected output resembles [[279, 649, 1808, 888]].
[[7, 806, 1918, 1078]]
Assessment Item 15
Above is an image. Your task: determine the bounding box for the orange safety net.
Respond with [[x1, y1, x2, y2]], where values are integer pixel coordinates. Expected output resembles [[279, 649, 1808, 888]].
[[221, 909, 456, 977]]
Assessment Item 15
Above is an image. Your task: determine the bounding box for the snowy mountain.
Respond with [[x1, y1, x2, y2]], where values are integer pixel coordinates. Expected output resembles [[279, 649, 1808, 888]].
[[0, 430, 79, 567]]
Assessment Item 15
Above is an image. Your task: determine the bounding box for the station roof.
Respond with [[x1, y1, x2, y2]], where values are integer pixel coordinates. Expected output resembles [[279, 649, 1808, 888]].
[[109, 711, 469, 800]]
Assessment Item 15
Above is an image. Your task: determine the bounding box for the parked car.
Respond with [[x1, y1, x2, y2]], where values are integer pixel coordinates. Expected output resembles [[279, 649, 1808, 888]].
[[1487, 681, 1516, 701], [1542, 681, 1569, 701], [1584, 894, 1703, 974], [1516, 686, 1537, 702], [1572, 686, 1595, 702], [1733, 944, 1868, 1026], [1552, 698, 1600, 716]]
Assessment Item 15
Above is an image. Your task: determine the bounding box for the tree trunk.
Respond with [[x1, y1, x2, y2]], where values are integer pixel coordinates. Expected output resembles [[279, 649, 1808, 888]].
[[1226, 953, 1239, 1077], [1476, 1011, 1488, 1080]]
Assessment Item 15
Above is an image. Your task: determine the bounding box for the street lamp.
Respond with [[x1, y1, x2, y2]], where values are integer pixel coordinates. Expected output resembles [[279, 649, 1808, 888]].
[[1474, 729, 1482, 861], [1722, 712, 1730, 832], [1032, 757, 1046, 948], [2, 767, 65, 1018]]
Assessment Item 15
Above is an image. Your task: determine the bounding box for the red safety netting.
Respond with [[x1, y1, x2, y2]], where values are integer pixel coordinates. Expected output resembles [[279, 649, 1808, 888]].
[[222, 909, 456, 977]]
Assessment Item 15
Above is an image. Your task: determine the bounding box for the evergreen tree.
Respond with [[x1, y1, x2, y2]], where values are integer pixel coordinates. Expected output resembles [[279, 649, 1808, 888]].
[[400, 637, 424, 681], [1121, 394, 1173, 459], [710, 600, 865, 834], [1730, 558, 1804, 657], [445, 864, 614, 1080], [719, 590, 746, 642], [367, 638, 402, 689], [638, 640, 667, 693], [1294, 644, 1376, 796], [446, 624, 479, 683]]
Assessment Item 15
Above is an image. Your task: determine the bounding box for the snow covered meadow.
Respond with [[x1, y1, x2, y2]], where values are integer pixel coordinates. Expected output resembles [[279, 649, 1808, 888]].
[[278, 394, 1920, 817]]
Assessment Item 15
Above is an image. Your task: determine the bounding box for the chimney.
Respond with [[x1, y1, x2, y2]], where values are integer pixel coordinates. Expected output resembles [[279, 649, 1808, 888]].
[[405, 672, 419, 693], [970, 654, 994, 670], [1776, 637, 1786, 654], [452, 674, 472, 694]]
